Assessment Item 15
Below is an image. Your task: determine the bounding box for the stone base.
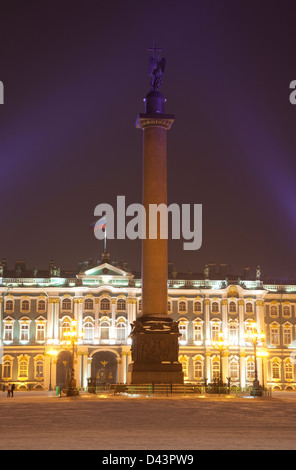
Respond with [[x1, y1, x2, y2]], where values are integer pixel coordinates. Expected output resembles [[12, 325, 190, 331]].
[[66, 388, 80, 396], [127, 361, 183, 384], [127, 315, 184, 384]]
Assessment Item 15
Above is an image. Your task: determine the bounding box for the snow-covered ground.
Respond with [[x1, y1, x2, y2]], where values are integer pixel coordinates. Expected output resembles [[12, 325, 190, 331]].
[[1, 390, 295, 450]]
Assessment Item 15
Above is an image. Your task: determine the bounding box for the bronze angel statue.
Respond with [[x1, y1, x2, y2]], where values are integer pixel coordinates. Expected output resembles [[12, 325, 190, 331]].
[[149, 55, 166, 91]]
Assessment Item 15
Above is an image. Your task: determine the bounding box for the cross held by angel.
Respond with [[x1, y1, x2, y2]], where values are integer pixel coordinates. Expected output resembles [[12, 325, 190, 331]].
[[148, 42, 166, 91]]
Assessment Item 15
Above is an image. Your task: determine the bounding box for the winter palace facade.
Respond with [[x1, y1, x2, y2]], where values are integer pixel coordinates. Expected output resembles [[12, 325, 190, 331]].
[[1, 256, 296, 391]]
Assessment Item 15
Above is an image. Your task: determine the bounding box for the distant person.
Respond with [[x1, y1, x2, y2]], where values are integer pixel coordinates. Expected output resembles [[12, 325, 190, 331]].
[[7, 383, 12, 398], [11, 383, 15, 397]]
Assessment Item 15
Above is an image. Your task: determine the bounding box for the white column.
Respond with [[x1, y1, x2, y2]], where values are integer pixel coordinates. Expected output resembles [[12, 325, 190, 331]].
[[205, 299, 210, 344], [221, 299, 228, 338], [110, 298, 116, 343], [94, 298, 99, 344], [53, 299, 60, 341], [240, 352, 246, 388], [47, 299, 54, 342], [238, 299, 245, 345]]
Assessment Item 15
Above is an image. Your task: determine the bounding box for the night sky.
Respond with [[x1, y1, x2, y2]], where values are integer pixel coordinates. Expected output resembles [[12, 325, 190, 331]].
[[1, 1, 296, 280]]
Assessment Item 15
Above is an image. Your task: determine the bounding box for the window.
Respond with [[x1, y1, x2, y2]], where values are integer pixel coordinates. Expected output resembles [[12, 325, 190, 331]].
[[167, 301, 171, 312], [229, 301, 236, 313], [271, 327, 279, 346], [5, 300, 13, 312], [194, 301, 202, 312], [3, 323, 13, 342], [193, 323, 203, 342], [100, 298, 110, 310], [211, 324, 220, 341], [36, 323, 45, 342], [212, 302, 219, 313], [61, 320, 71, 339], [19, 359, 28, 378], [283, 305, 291, 318], [179, 322, 187, 342], [37, 300, 46, 312], [116, 321, 126, 341], [83, 321, 94, 342], [100, 321, 110, 340], [247, 360, 255, 380], [85, 298, 94, 310], [138, 299, 142, 311], [179, 301, 186, 312], [283, 327, 292, 345], [194, 361, 203, 379], [62, 298, 71, 310], [22, 300, 29, 311], [285, 361, 293, 380], [117, 298, 126, 311], [272, 361, 280, 379], [246, 302, 253, 313], [3, 360, 12, 379], [20, 323, 29, 342], [270, 305, 278, 317], [229, 324, 238, 345], [229, 359, 239, 379], [35, 360, 44, 378], [212, 360, 220, 379]]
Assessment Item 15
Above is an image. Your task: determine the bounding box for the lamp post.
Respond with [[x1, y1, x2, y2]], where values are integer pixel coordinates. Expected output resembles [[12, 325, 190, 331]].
[[46, 349, 58, 391], [244, 322, 265, 394], [211, 331, 229, 387], [257, 349, 269, 390], [61, 319, 84, 396]]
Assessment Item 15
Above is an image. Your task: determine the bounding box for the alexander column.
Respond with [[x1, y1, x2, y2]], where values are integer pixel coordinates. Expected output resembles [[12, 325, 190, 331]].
[[127, 44, 183, 384]]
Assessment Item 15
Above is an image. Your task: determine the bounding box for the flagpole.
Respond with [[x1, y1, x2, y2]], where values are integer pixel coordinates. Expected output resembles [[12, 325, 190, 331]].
[[104, 226, 107, 252]]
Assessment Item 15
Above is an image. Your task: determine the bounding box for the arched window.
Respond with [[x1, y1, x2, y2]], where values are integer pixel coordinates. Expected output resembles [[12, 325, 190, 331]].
[[100, 298, 110, 311], [212, 360, 220, 379], [20, 323, 29, 342], [194, 360, 203, 379], [83, 320, 94, 342], [61, 320, 71, 339], [100, 321, 110, 340], [270, 305, 278, 317], [116, 320, 126, 341], [22, 300, 29, 311], [211, 323, 220, 341], [229, 324, 238, 344], [194, 301, 202, 312], [117, 298, 126, 311], [272, 361, 280, 379], [19, 359, 28, 378], [62, 298, 71, 311], [3, 359, 12, 379], [5, 300, 13, 312], [283, 305, 290, 317], [229, 358, 239, 379], [35, 360, 44, 378], [179, 301, 186, 312], [285, 361, 293, 380], [3, 323, 13, 342], [247, 360, 255, 380], [37, 300, 46, 312], [246, 302, 253, 313], [229, 301, 236, 313], [212, 302, 219, 313], [85, 298, 94, 310]]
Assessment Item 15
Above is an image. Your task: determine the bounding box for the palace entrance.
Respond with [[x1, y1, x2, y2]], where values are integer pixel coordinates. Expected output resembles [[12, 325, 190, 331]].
[[91, 351, 118, 384]]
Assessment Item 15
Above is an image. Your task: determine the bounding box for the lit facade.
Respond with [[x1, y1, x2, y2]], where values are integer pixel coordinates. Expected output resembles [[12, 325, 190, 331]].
[[1, 258, 296, 391]]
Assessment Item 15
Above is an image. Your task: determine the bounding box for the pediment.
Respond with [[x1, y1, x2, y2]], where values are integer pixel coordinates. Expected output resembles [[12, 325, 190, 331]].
[[77, 262, 134, 280]]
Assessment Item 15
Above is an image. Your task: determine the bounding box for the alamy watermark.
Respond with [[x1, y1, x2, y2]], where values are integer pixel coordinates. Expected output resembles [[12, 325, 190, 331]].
[[93, 196, 202, 251]]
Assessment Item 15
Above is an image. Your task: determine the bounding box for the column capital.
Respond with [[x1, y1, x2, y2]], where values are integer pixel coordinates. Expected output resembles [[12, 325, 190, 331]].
[[136, 113, 175, 130]]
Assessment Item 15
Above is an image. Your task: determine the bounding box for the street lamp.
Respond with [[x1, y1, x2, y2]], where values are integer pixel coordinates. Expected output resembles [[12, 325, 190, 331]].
[[211, 331, 229, 387], [244, 322, 265, 394], [61, 319, 84, 396], [46, 349, 58, 391], [257, 349, 269, 390]]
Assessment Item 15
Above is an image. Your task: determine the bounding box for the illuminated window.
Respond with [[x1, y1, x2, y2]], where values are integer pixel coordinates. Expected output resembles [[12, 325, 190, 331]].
[[229, 324, 238, 344], [19, 359, 28, 378], [100, 321, 110, 340], [100, 298, 110, 310], [193, 323, 203, 342], [194, 361, 203, 379], [20, 323, 29, 342], [211, 323, 220, 341], [36, 323, 45, 342], [229, 359, 239, 379], [179, 301, 186, 312], [138, 299, 142, 311], [272, 361, 280, 379], [3, 360, 12, 379], [271, 327, 279, 346], [270, 305, 278, 317], [283, 305, 291, 318], [285, 361, 293, 380], [35, 360, 44, 378], [247, 360, 255, 380], [3, 323, 13, 342], [283, 327, 292, 345], [85, 298, 94, 310], [116, 321, 126, 341], [61, 319, 71, 338], [83, 320, 94, 342], [212, 360, 220, 379], [179, 323, 187, 341]]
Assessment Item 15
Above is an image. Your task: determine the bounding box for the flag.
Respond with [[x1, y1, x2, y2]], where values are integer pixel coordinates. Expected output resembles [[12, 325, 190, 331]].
[[91, 216, 106, 235]]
